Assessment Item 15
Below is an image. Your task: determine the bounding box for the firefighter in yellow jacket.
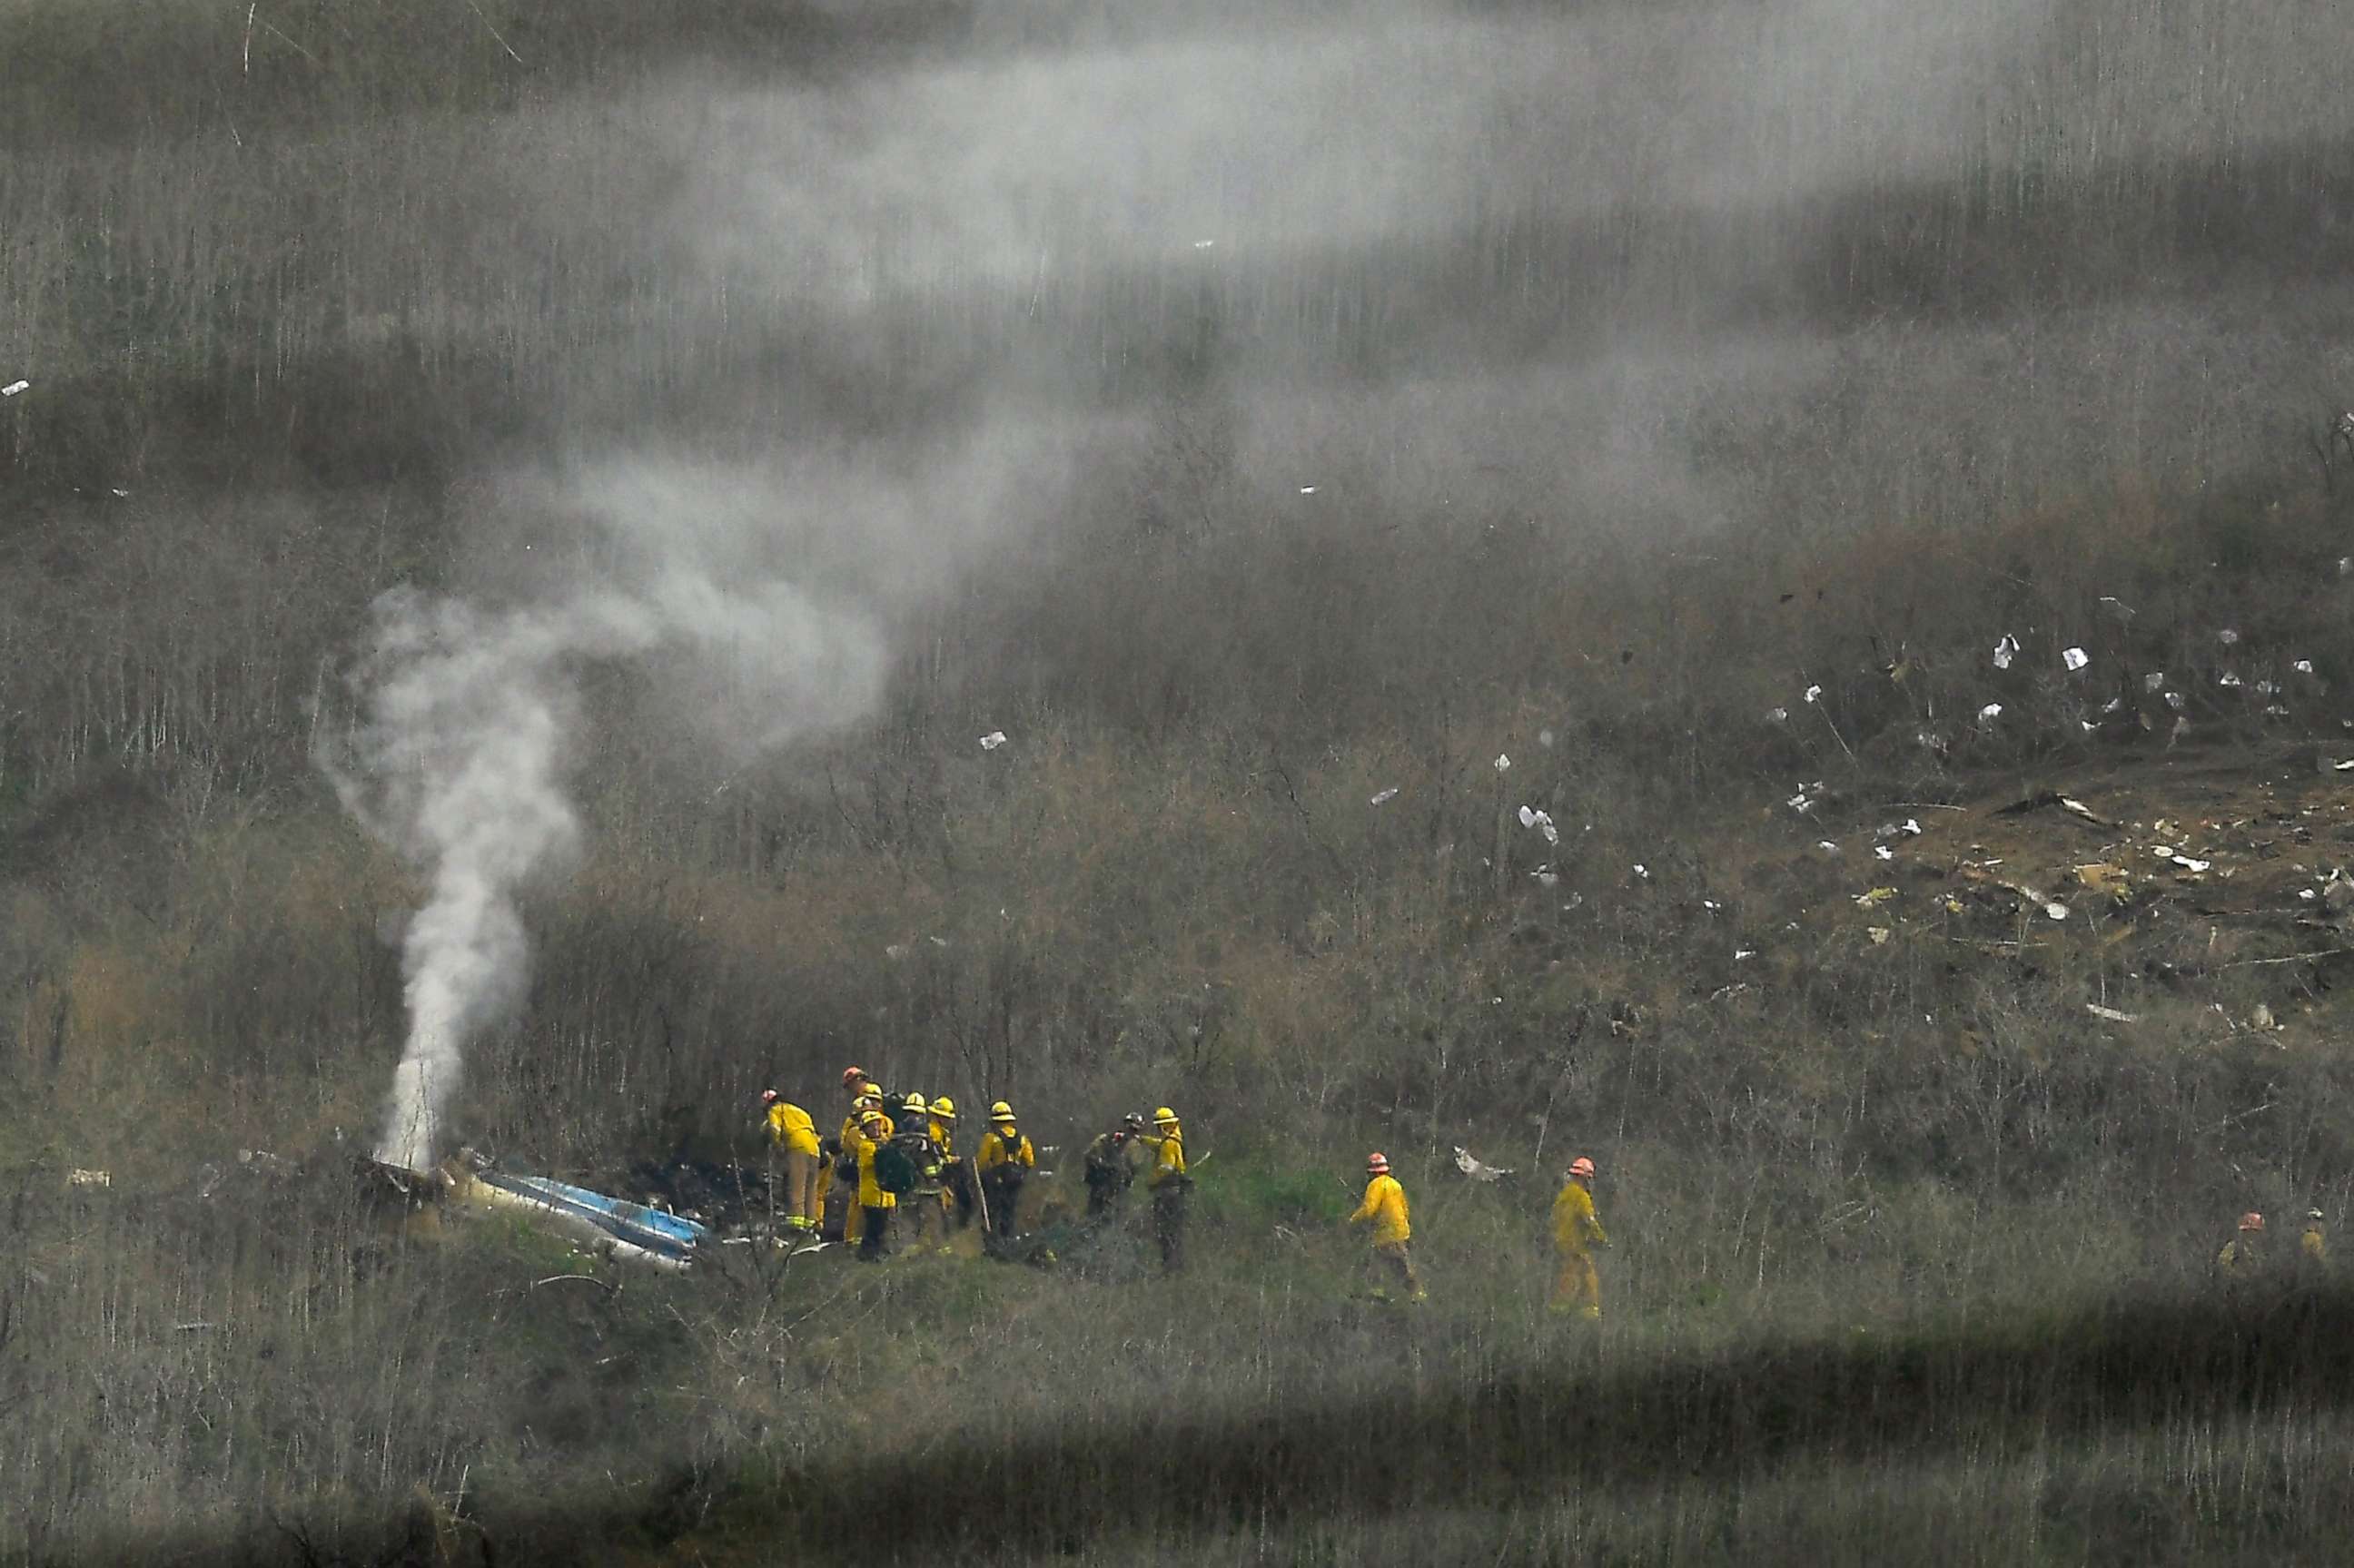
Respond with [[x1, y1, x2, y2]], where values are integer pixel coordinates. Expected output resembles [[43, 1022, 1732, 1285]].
[[930, 1096, 975, 1229], [1141, 1107, 1190, 1273], [836, 1090, 894, 1247], [975, 1102, 1035, 1240], [1550, 1156, 1608, 1318], [850, 1107, 897, 1261], [1348, 1152, 1425, 1303], [757, 1090, 821, 1235]]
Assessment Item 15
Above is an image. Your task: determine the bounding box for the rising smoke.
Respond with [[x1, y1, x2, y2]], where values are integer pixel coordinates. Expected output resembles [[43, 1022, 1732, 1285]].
[[326, 462, 915, 1170]]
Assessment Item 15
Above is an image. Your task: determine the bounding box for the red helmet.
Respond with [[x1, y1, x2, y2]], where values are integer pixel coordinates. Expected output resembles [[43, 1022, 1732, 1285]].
[[758, 1089, 779, 1105], [2240, 1212, 2265, 1232], [1569, 1157, 1597, 1180], [842, 1066, 869, 1090], [1366, 1152, 1390, 1174]]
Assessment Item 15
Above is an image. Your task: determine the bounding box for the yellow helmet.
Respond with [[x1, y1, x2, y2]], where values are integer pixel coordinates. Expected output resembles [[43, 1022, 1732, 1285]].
[[930, 1097, 957, 1119], [1152, 1107, 1179, 1125], [902, 1092, 929, 1116], [858, 1109, 886, 1129], [989, 1100, 1016, 1122], [853, 1092, 882, 1113]]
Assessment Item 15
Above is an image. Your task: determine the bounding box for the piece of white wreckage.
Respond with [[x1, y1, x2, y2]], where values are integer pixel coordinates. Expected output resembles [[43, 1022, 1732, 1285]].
[[1453, 1147, 1515, 1183]]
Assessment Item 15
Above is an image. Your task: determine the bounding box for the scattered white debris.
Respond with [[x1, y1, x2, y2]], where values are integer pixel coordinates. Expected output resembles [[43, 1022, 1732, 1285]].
[[109, 488, 129, 498], [1494, 754, 1511, 773], [67, 1169, 110, 1188], [2045, 902, 2070, 921], [1703, 900, 1722, 912], [1193, 239, 1216, 250], [927, 935, 949, 948], [979, 730, 1008, 750], [1978, 703, 2003, 721], [1818, 841, 1839, 853], [1370, 786, 1400, 806], [1538, 728, 1555, 749], [1788, 791, 1815, 814], [0, 380, 27, 398], [2099, 596, 2135, 619], [2268, 705, 2292, 716], [2101, 696, 2123, 714], [2171, 855, 2212, 873], [1866, 926, 1893, 945], [2219, 673, 2242, 688], [2164, 690, 2185, 710], [1734, 949, 1757, 961], [885, 943, 909, 961], [2219, 629, 2240, 646], [1298, 485, 1318, 495], [1453, 1147, 1515, 1182], [1533, 870, 1559, 888], [1766, 707, 1789, 723], [2300, 888, 2319, 902], [2256, 680, 2279, 696], [1631, 863, 1650, 880], [2145, 672, 2166, 692], [2062, 646, 2090, 672], [2085, 1003, 2139, 1024], [1993, 635, 2020, 671], [2296, 659, 2316, 675], [1916, 730, 1945, 753], [1804, 685, 1824, 704], [1518, 806, 1559, 844], [1874, 845, 1894, 862]]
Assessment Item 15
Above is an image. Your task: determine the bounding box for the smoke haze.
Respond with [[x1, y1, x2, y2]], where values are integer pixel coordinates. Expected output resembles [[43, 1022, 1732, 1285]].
[[307, 0, 2354, 1165]]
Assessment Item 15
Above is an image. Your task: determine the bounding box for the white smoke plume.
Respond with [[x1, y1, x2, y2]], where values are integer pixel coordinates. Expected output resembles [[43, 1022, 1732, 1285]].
[[328, 464, 896, 1171]]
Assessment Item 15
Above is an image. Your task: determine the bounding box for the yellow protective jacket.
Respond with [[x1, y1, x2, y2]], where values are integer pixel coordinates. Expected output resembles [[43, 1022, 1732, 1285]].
[[1349, 1174, 1410, 1247], [851, 1126, 896, 1209], [2303, 1228, 2328, 1266], [929, 1119, 954, 1159], [766, 1102, 819, 1156], [1143, 1128, 1186, 1188], [976, 1130, 1034, 1173], [841, 1112, 895, 1148], [1552, 1179, 1607, 1257]]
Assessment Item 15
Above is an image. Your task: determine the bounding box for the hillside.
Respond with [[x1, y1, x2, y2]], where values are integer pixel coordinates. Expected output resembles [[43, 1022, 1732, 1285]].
[[11, 0, 2354, 1561]]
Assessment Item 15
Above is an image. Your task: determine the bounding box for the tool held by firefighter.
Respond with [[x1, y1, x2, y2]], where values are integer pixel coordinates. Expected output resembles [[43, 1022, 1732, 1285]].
[[1083, 1112, 1147, 1222], [1347, 1152, 1425, 1303], [975, 1102, 1036, 1241], [1141, 1107, 1191, 1273], [757, 1090, 822, 1236], [1550, 1156, 1608, 1319]]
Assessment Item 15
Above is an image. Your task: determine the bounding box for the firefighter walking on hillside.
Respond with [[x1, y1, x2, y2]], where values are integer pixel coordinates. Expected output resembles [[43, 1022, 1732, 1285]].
[[1550, 1156, 1608, 1319], [976, 1102, 1035, 1240], [1347, 1152, 1425, 1303], [2218, 1211, 2265, 1277], [1142, 1107, 1191, 1273], [757, 1089, 822, 1236]]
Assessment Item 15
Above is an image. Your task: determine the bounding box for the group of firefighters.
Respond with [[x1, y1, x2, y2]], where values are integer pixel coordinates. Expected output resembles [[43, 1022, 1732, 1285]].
[[760, 1069, 1193, 1270], [2216, 1208, 2329, 1276], [757, 1067, 1616, 1315]]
